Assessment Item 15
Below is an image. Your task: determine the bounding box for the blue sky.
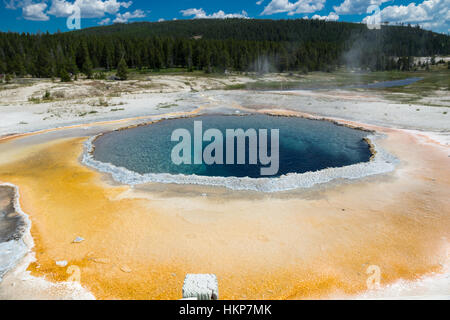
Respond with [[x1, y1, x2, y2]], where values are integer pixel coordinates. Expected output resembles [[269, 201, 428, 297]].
[[1, 0, 449, 34]]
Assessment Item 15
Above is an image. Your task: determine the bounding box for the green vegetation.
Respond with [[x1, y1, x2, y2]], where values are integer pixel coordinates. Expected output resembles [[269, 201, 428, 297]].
[[224, 84, 246, 90], [93, 71, 106, 80], [222, 64, 449, 107], [116, 58, 128, 80], [28, 96, 41, 103], [78, 110, 98, 117], [0, 19, 448, 79], [225, 64, 448, 92], [376, 65, 450, 106], [43, 90, 52, 100], [59, 69, 72, 82], [28, 90, 53, 103]]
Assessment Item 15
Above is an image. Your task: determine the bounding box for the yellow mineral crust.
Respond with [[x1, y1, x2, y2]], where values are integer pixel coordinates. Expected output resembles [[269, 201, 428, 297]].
[[0, 117, 448, 300]]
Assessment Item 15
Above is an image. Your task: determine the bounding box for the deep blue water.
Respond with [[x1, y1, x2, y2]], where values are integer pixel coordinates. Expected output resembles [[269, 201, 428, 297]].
[[93, 115, 372, 178], [347, 77, 423, 89]]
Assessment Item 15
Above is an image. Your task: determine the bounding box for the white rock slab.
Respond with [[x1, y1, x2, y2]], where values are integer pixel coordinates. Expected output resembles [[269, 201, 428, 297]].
[[182, 274, 219, 300]]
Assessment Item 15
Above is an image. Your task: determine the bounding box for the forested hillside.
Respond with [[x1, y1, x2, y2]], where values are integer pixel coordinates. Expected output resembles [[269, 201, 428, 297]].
[[1, 19, 449, 79]]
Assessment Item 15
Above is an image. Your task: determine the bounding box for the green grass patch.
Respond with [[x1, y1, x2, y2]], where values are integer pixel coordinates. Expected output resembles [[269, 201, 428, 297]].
[[28, 96, 42, 103], [374, 65, 449, 106], [222, 67, 449, 107]]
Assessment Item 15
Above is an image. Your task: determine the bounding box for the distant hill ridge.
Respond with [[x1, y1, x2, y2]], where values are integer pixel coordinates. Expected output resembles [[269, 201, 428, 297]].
[[73, 19, 449, 45], [0, 19, 449, 78]]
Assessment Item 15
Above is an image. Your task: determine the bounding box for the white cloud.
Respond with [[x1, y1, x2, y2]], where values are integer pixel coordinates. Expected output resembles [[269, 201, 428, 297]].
[[261, 0, 326, 15], [113, 8, 145, 23], [7, 0, 140, 22], [98, 17, 110, 24], [180, 8, 204, 18], [256, 0, 264, 4], [4, 0, 130, 21], [23, 2, 49, 21], [48, 0, 133, 18], [158, 18, 165, 22], [47, 0, 75, 17], [4, 0, 22, 9], [3, 0, 49, 21], [180, 8, 249, 19], [334, 0, 391, 15], [363, 0, 450, 33], [311, 12, 339, 21]]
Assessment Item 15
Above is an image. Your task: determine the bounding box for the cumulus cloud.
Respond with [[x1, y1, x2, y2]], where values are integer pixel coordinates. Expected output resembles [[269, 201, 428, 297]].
[[334, 0, 391, 15], [113, 9, 145, 23], [47, 0, 76, 17], [47, 0, 132, 18], [311, 12, 339, 21], [256, 0, 264, 4], [363, 0, 450, 33], [6, 0, 136, 21], [180, 8, 249, 19], [261, 0, 326, 15], [3, 0, 49, 20], [22, 2, 49, 21]]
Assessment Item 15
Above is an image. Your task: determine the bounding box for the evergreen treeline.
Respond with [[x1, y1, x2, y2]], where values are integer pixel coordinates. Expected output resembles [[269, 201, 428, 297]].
[[0, 19, 449, 78]]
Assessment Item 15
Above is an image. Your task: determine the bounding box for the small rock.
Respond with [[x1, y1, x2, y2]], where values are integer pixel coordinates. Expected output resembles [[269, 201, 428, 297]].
[[120, 265, 132, 273], [55, 260, 68, 267], [72, 236, 84, 243]]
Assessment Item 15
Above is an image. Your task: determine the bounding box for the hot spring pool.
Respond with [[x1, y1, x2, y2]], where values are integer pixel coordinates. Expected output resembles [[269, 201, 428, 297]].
[[92, 115, 372, 179]]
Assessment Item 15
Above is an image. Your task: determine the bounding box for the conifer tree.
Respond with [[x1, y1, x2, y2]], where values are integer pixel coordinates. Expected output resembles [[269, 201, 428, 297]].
[[36, 47, 54, 78], [0, 19, 448, 76], [59, 68, 71, 82], [82, 57, 93, 78], [116, 57, 128, 80]]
